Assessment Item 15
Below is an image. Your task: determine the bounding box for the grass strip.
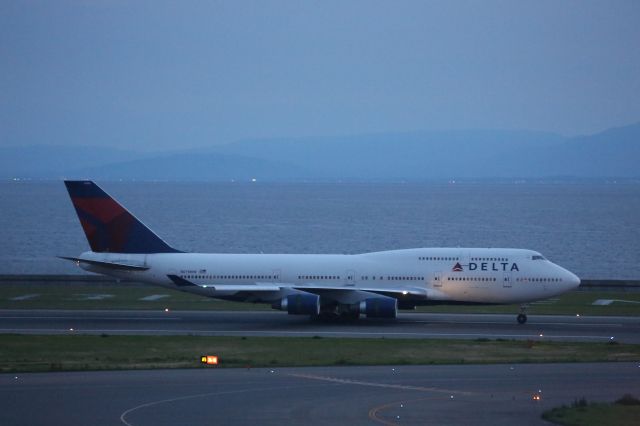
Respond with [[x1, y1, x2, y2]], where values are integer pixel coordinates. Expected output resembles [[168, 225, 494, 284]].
[[0, 285, 639, 315], [542, 395, 640, 426], [1, 334, 639, 373], [0, 284, 263, 311], [417, 290, 640, 316]]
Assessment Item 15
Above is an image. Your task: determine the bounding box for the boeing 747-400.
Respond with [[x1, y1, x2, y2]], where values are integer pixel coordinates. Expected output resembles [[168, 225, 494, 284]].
[[61, 180, 580, 323]]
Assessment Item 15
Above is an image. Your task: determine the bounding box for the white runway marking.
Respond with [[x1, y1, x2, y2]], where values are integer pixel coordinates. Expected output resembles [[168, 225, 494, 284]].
[[119, 383, 330, 426], [74, 294, 115, 300], [9, 294, 40, 301], [592, 299, 640, 306], [139, 294, 170, 301], [531, 298, 559, 305], [288, 373, 474, 395], [0, 328, 617, 341]]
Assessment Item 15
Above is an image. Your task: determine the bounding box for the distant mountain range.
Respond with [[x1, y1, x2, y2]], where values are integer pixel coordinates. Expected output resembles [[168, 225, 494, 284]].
[[2, 122, 639, 181]]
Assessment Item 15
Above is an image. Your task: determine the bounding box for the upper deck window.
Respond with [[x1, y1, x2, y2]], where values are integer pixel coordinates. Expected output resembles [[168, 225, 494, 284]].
[[532, 255, 546, 260]]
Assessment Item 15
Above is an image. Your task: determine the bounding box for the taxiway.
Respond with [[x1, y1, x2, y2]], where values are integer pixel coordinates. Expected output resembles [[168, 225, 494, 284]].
[[0, 309, 638, 343], [1, 363, 639, 425]]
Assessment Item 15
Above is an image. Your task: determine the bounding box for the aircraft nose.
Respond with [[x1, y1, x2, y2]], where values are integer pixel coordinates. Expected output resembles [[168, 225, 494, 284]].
[[565, 271, 581, 290]]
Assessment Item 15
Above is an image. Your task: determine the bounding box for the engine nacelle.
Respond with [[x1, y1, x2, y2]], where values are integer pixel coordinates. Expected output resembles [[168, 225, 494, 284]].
[[359, 297, 398, 318], [273, 294, 320, 315]]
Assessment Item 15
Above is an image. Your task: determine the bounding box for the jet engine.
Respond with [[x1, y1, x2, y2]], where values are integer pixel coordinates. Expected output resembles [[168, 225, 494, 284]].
[[358, 297, 398, 318], [272, 293, 320, 315]]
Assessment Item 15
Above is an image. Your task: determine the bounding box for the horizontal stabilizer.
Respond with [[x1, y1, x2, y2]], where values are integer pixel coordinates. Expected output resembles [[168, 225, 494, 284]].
[[58, 256, 149, 271]]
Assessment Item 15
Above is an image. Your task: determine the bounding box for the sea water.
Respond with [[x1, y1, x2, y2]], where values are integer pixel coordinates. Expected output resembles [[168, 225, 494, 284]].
[[0, 181, 638, 279]]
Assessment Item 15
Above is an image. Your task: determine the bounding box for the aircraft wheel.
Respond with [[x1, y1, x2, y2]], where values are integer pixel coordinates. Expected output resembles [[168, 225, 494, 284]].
[[517, 313, 527, 324]]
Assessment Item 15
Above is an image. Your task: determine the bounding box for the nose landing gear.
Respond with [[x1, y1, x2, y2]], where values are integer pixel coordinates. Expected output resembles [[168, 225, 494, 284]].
[[517, 304, 528, 324]]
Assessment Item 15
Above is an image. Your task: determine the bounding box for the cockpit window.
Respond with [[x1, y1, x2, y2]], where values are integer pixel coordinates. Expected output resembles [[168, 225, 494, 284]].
[[532, 255, 546, 260]]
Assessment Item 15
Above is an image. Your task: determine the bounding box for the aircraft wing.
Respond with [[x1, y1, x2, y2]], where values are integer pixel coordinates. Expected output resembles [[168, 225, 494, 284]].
[[293, 285, 428, 298], [167, 275, 281, 291], [168, 275, 426, 296], [167, 275, 430, 305], [291, 285, 429, 305]]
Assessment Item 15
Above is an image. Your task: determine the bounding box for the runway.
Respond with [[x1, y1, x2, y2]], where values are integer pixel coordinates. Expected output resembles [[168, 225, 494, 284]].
[[2, 363, 639, 425], [1, 309, 639, 343]]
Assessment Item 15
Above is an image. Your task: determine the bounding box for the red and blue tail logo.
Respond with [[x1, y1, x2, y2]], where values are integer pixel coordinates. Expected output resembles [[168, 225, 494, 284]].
[[64, 181, 180, 254]]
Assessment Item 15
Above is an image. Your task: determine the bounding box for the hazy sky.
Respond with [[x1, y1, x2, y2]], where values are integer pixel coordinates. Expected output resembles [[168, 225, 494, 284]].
[[2, 1, 639, 151]]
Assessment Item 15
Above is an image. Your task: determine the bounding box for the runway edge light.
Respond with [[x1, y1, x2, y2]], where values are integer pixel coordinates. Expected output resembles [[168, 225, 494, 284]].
[[201, 355, 219, 365]]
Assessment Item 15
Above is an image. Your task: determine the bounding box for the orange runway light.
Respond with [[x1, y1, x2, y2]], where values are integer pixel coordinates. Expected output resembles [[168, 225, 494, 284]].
[[201, 355, 219, 365]]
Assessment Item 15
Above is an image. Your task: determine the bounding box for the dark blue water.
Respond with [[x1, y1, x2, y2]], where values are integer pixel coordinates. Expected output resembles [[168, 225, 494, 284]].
[[1, 181, 638, 279]]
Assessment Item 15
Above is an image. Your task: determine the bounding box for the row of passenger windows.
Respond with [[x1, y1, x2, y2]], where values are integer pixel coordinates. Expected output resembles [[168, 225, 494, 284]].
[[183, 274, 561, 284], [471, 257, 508, 262], [419, 256, 459, 261], [448, 277, 498, 282], [298, 275, 340, 280], [183, 274, 275, 280], [184, 274, 431, 282], [387, 276, 424, 281], [517, 277, 562, 282], [421, 256, 509, 262], [298, 275, 426, 281], [447, 276, 562, 283], [359, 276, 425, 281]]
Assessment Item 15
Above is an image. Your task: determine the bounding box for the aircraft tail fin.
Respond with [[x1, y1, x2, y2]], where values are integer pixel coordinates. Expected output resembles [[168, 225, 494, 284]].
[[64, 180, 180, 254]]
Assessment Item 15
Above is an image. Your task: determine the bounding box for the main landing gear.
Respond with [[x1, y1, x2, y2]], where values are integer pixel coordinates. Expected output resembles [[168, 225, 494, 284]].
[[517, 304, 528, 324]]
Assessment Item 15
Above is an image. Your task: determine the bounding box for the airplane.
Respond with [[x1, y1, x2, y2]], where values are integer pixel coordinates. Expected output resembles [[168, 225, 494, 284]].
[[61, 180, 581, 324]]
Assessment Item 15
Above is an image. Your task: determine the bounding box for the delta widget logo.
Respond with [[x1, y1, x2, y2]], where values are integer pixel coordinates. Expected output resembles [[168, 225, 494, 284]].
[[451, 261, 519, 272]]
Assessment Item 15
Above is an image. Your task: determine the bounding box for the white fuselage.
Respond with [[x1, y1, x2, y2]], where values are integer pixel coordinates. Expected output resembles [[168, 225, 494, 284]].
[[76, 247, 580, 306]]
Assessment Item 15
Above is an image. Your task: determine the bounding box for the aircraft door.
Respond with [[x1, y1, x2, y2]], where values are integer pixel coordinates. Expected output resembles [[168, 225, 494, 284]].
[[345, 270, 356, 285], [432, 271, 442, 288], [503, 273, 512, 288]]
